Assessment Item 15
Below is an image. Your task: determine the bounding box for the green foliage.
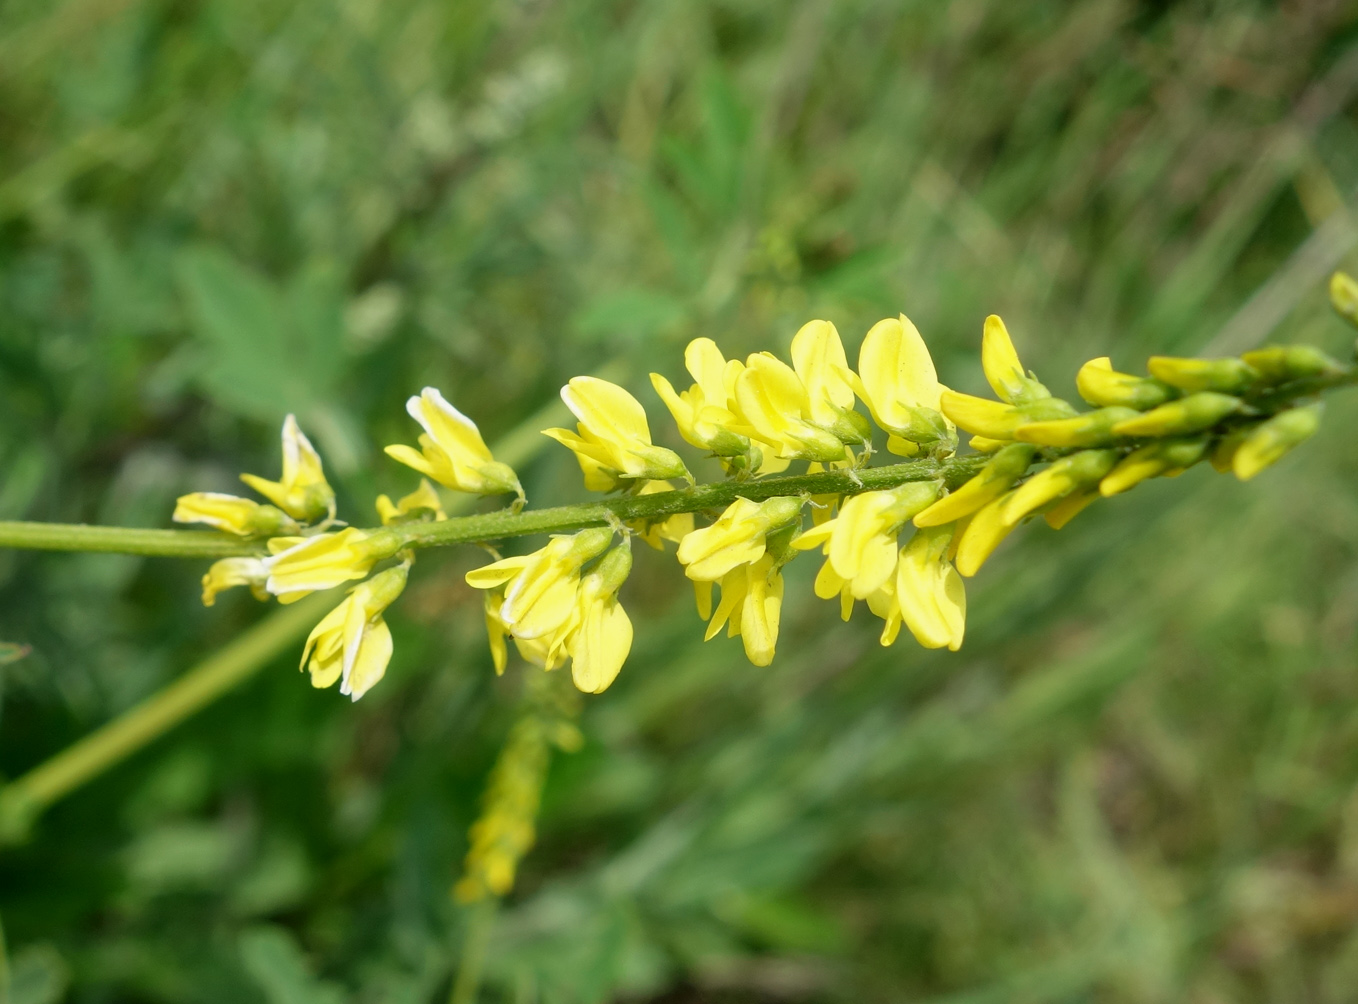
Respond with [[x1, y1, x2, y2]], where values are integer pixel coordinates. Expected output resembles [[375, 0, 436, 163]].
[[3, 1, 1358, 1002]]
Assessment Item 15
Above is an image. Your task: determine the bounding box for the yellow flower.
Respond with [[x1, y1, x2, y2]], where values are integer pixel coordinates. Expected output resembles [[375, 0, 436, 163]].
[[630, 480, 695, 551], [239, 414, 336, 523], [1000, 450, 1118, 525], [792, 482, 940, 600], [300, 562, 409, 700], [1099, 438, 1209, 496], [1012, 407, 1140, 448], [953, 492, 1020, 577], [914, 444, 1036, 527], [1232, 404, 1322, 481], [375, 478, 447, 525], [939, 391, 1075, 441], [894, 526, 966, 651], [173, 492, 297, 537], [264, 527, 402, 603], [200, 557, 270, 606], [1330, 271, 1358, 326], [855, 315, 953, 453], [543, 377, 690, 491], [651, 338, 772, 472], [1240, 346, 1343, 385], [384, 387, 523, 499], [676, 496, 803, 581], [568, 543, 634, 693], [981, 315, 1050, 405], [1146, 356, 1259, 394], [1110, 392, 1241, 438], [1074, 357, 1175, 410], [466, 528, 614, 658], [701, 554, 784, 666], [790, 320, 859, 431]]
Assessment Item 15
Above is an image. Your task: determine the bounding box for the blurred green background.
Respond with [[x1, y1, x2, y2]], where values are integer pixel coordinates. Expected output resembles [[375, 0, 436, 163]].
[[4, 1, 1358, 1001]]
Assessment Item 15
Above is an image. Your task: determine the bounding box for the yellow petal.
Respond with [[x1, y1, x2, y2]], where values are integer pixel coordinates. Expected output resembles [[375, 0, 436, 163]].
[[562, 376, 652, 444], [981, 315, 1028, 404]]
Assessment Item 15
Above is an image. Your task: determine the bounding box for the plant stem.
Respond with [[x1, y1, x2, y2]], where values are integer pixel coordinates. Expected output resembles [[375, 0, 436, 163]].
[[0, 456, 987, 559], [450, 899, 497, 1004], [0, 592, 335, 844]]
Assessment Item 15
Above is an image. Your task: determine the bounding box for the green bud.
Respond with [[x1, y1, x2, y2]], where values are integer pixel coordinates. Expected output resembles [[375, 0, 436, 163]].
[[1239, 345, 1345, 385], [1146, 356, 1260, 394], [1001, 449, 1118, 525], [567, 526, 617, 563], [1233, 404, 1323, 481], [893, 405, 952, 445], [828, 407, 874, 446], [913, 443, 1036, 527], [1012, 406, 1141, 447], [1330, 271, 1358, 327], [1100, 437, 1207, 496], [1018, 397, 1080, 423], [760, 495, 805, 531], [592, 542, 633, 593], [1110, 392, 1242, 438]]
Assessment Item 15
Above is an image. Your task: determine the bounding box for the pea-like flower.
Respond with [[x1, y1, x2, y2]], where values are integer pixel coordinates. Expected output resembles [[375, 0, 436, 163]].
[[1231, 405, 1323, 481], [676, 496, 803, 582], [173, 492, 297, 537], [385, 387, 523, 499], [239, 414, 336, 523], [568, 544, 634, 693], [300, 562, 409, 701], [375, 478, 447, 525], [264, 527, 403, 603], [855, 315, 953, 456], [544, 377, 690, 491], [893, 526, 966, 651], [700, 554, 784, 667], [200, 557, 270, 606]]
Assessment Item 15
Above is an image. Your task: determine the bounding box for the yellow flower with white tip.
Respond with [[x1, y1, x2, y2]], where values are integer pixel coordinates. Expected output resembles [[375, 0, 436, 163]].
[[376, 478, 447, 525], [855, 315, 953, 452], [173, 492, 297, 537], [630, 480, 695, 551], [677, 496, 803, 582], [568, 543, 634, 693], [239, 414, 336, 523], [385, 387, 523, 499], [543, 377, 690, 492], [1232, 404, 1322, 481], [467, 528, 614, 648], [300, 562, 409, 701], [792, 482, 940, 599], [200, 557, 270, 606], [895, 526, 966, 651], [264, 527, 403, 603], [981, 315, 1050, 405], [701, 554, 784, 667]]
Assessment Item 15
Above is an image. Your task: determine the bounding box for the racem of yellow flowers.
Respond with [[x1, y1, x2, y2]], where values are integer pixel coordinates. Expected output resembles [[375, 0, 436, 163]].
[[171, 272, 1358, 709]]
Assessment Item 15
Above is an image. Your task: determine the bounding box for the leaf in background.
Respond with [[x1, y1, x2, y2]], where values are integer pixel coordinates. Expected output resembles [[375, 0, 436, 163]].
[[0, 642, 30, 665], [571, 287, 686, 346], [238, 926, 345, 1004]]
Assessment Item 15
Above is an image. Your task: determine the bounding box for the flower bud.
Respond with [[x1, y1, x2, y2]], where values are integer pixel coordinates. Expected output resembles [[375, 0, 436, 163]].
[[1329, 271, 1358, 327], [1146, 356, 1259, 394], [1110, 392, 1242, 438], [914, 443, 1036, 526], [1099, 437, 1208, 496], [1239, 346, 1345, 385], [1232, 404, 1323, 481], [1013, 407, 1141, 448], [1076, 357, 1176, 410], [1001, 449, 1118, 525]]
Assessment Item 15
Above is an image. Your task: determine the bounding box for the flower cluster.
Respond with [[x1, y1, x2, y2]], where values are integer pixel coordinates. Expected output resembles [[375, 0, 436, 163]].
[[173, 275, 1357, 704]]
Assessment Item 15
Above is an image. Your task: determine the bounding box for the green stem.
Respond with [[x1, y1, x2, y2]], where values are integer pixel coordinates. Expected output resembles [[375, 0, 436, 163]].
[[0, 592, 335, 844], [0, 457, 986, 559], [450, 899, 497, 1004]]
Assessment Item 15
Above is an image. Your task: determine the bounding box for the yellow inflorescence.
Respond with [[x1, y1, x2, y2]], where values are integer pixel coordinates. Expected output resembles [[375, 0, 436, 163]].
[[172, 277, 1358, 710]]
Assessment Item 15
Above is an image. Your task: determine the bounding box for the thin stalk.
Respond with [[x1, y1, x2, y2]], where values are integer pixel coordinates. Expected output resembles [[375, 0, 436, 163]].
[[0, 521, 261, 557], [0, 592, 335, 843], [450, 899, 497, 1004]]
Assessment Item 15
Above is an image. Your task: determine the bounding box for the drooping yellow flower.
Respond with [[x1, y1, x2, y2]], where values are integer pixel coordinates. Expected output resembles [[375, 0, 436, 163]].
[[239, 414, 336, 523], [855, 315, 953, 455], [1232, 404, 1322, 481], [466, 528, 615, 665], [676, 496, 803, 581], [701, 554, 784, 667], [375, 478, 447, 525], [894, 525, 966, 651], [264, 527, 403, 603], [173, 492, 297, 537], [630, 480, 695, 551], [200, 557, 270, 606], [384, 387, 523, 499], [651, 338, 784, 474], [300, 561, 409, 700], [793, 482, 940, 600], [568, 543, 634, 693], [543, 377, 690, 492]]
